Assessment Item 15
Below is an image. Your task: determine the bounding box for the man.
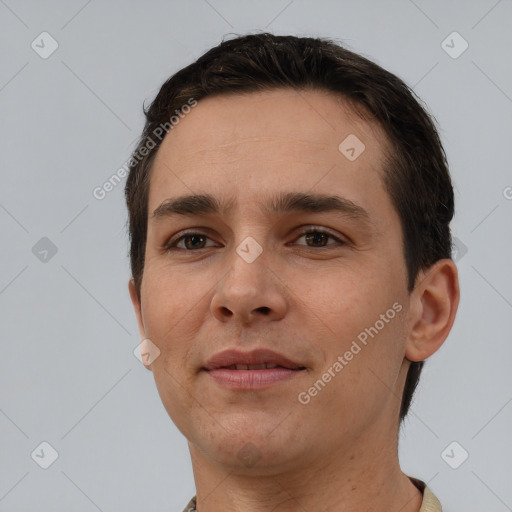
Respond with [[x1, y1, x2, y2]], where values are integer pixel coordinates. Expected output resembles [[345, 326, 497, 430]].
[[125, 33, 459, 511]]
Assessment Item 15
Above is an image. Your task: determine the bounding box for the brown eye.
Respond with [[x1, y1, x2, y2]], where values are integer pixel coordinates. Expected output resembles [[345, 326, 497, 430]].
[[295, 229, 345, 248], [182, 234, 207, 250], [166, 232, 217, 251], [305, 232, 330, 247]]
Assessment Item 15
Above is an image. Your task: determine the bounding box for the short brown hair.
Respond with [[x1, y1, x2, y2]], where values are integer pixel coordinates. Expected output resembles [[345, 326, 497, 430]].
[[125, 33, 455, 423]]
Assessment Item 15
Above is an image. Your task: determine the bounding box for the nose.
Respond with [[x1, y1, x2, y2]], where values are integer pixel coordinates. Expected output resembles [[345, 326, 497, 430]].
[[210, 242, 287, 325]]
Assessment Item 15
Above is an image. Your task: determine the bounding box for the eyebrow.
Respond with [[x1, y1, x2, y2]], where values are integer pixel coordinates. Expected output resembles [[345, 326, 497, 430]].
[[151, 191, 373, 227]]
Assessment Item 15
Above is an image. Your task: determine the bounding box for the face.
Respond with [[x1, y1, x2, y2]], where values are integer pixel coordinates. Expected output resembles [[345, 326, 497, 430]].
[[130, 88, 414, 472]]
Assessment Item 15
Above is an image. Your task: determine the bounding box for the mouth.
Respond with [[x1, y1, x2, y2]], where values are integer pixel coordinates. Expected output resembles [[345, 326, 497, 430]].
[[203, 351, 306, 391], [204, 366, 306, 390], [203, 348, 306, 372], [215, 363, 306, 371], [202, 349, 307, 390]]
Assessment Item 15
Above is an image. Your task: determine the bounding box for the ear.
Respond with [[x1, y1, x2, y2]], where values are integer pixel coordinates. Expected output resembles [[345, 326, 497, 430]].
[[405, 259, 460, 362], [128, 278, 152, 371], [129, 278, 145, 339]]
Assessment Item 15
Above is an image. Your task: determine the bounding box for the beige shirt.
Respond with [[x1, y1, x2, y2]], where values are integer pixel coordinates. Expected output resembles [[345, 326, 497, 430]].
[[410, 477, 443, 511], [180, 477, 442, 511]]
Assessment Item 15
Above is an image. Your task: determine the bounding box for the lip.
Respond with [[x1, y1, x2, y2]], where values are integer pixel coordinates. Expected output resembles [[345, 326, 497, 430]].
[[203, 348, 307, 390], [203, 348, 304, 371], [206, 368, 305, 389]]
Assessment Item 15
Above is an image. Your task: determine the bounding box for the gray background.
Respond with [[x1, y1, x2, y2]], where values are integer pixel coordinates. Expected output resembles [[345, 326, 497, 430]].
[[1, 0, 511, 511]]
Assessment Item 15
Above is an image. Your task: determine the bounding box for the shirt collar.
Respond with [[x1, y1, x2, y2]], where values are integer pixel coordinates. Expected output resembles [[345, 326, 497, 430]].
[[181, 477, 442, 512]]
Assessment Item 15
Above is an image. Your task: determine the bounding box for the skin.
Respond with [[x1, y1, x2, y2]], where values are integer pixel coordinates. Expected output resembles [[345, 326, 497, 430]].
[[129, 88, 460, 511]]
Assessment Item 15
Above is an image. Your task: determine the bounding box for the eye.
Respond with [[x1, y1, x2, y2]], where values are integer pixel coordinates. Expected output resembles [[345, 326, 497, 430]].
[[164, 227, 346, 252], [165, 231, 218, 251], [293, 228, 346, 248]]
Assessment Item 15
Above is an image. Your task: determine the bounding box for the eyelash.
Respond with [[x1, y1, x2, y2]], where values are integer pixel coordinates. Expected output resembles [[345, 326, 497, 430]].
[[164, 227, 347, 252]]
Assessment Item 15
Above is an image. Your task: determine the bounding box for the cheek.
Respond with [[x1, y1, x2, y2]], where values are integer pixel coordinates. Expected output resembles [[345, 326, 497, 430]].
[[141, 269, 194, 349], [313, 268, 385, 331], [314, 269, 406, 371], [143, 256, 205, 313]]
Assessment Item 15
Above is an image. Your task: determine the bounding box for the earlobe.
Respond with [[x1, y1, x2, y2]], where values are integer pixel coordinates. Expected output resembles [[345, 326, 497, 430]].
[[405, 259, 460, 362]]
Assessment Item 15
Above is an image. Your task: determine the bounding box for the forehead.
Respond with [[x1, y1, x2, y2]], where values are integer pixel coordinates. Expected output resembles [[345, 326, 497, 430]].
[[148, 88, 393, 221], [157, 88, 385, 159]]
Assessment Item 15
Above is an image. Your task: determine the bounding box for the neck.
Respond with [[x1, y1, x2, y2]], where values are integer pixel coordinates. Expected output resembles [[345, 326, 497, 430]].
[[187, 419, 423, 512]]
